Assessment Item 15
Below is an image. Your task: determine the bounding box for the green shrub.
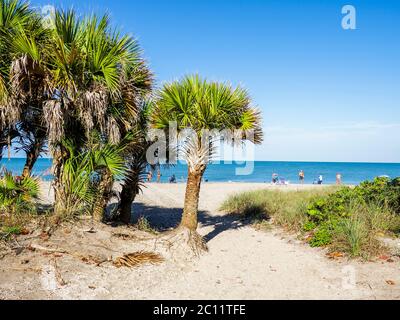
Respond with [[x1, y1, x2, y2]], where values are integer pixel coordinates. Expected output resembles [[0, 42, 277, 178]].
[[0, 171, 39, 214], [309, 225, 332, 247], [2, 225, 23, 235], [307, 178, 400, 225], [303, 221, 317, 232], [136, 216, 158, 234]]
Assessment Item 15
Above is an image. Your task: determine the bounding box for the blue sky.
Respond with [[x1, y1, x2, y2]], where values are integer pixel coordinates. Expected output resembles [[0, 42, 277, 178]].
[[26, 0, 400, 162]]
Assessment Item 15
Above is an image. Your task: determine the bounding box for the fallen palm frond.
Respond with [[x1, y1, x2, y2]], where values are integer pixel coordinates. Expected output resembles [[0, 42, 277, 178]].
[[113, 251, 164, 268], [79, 254, 110, 266]]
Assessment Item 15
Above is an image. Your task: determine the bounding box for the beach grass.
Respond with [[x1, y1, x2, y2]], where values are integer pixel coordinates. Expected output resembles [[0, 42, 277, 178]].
[[220, 188, 339, 232], [220, 187, 400, 259]]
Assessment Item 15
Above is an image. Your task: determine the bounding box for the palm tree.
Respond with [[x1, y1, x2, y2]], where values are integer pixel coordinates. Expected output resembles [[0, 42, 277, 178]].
[[117, 100, 154, 223], [1, 5, 152, 218], [1, 3, 154, 221], [29, 9, 153, 217], [151, 75, 263, 251], [0, 0, 47, 175]]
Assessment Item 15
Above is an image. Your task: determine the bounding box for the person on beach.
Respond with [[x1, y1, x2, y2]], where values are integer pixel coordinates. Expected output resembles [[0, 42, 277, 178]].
[[169, 174, 176, 183], [336, 173, 342, 185], [299, 170, 305, 184], [272, 173, 279, 184], [147, 171, 153, 182], [318, 175, 323, 185], [157, 170, 162, 183]]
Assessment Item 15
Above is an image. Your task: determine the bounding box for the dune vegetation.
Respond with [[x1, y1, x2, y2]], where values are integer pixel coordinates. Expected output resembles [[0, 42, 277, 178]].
[[221, 178, 400, 259]]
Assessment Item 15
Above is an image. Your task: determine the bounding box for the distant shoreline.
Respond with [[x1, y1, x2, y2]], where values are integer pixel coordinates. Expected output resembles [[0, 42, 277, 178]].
[[2, 159, 399, 185], [1, 158, 400, 165]]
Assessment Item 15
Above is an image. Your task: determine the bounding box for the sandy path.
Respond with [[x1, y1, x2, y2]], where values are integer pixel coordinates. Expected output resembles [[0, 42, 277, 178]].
[[132, 183, 400, 300], [1, 183, 399, 299]]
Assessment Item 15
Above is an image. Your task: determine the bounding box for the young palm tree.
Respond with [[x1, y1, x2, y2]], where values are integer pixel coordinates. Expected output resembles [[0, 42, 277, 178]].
[[151, 75, 263, 251], [55, 136, 127, 218], [0, 170, 39, 214]]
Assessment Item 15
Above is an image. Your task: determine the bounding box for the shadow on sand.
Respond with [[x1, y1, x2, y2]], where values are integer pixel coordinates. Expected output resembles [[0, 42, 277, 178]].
[[127, 202, 262, 243]]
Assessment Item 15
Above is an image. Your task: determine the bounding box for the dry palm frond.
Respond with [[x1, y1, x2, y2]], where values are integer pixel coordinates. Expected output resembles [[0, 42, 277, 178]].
[[78, 88, 108, 135], [79, 254, 109, 266], [113, 251, 164, 268], [43, 100, 64, 144], [0, 95, 22, 128], [180, 133, 214, 171], [106, 116, 121, 144]]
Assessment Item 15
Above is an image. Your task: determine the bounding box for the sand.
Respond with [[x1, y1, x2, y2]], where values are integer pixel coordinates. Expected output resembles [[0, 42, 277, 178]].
[[0, 182, 399, 300]]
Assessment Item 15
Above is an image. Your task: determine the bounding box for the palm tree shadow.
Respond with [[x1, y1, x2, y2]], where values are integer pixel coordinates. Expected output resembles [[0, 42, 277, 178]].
[[129, 202, 265, 242], [199, 213, 253, 242]]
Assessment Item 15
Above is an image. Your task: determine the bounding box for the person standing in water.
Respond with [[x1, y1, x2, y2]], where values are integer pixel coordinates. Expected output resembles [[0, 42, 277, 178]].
[[318, 175, 323, 185], [299, 170, 305, 184], [336, 173, 342, 185], [157, 170, 162, 183]]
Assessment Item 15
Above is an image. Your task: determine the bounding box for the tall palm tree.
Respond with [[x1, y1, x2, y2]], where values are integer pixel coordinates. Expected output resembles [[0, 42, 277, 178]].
[[1, 3, 153, 220], [151, 75, 263, 250], [34, 9, 152, 217]]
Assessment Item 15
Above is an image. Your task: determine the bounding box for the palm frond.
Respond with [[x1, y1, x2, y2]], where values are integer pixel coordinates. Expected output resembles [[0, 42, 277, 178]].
[[152, 75, 264, 168], [0, 170, 39, 212]]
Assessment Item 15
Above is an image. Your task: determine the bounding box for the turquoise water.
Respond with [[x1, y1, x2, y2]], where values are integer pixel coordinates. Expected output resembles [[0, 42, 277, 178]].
[[1, 158, 400, 185]]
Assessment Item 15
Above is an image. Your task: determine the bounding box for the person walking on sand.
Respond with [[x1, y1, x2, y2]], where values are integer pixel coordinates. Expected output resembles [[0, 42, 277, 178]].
[[336, 173, 342, 185], [299, 170, 305, 184]]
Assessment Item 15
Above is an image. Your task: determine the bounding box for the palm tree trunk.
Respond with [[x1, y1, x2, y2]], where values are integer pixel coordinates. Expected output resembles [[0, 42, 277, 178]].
[[118, 164, 143, 223], [118, 181, 137, 224], [52, 146, 68, 216], [180, 166, 206, 231], [92, 170, 113, 222], [0, 141, 5, 163], [22, 135, 46, 178], [161, 165, 208, 256]]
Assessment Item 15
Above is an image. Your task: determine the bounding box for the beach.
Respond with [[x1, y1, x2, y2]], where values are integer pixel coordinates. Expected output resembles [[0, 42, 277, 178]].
[[1, 182, 399, 300], [2, 159, 400, 185]]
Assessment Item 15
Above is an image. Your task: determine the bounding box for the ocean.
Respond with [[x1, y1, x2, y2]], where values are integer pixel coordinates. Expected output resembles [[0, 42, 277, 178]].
[[1, 158, 400, 185]]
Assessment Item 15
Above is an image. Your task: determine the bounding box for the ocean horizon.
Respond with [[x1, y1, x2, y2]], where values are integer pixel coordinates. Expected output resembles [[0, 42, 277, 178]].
[[1, 158, 399, 185]]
